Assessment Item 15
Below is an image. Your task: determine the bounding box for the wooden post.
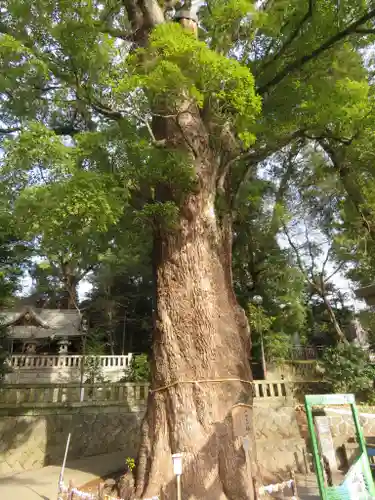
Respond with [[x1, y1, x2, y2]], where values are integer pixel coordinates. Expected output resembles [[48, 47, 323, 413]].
[[290, 469, 299, 499], [176, 474, 182, 500], [57, 432, 71, 499], [68, 479, 74, 499], [97, 482, 105, 499], [252, 477, 259, 499]]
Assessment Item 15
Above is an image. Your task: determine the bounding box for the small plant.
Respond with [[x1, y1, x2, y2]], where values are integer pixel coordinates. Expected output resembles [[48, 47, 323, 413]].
[[126, 457, 135, 472], [83, 330, 107, 384], [84, 356, 106, 384], [264, 333, 292, 362], [124, 354, 151, 382]]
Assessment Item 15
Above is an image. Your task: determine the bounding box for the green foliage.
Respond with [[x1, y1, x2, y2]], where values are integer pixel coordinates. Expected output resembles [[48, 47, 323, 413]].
[[248, 303, 274, 335], [126, 457, 136, 472], [83, 330, 107, 384], [84, 356, 105, 384], [136, 201, 180, 229], [0, 323, 11, 383], [3, 123, 126, 251], [87, 251, 153, 355], [319, 345, 375, 402], [264, 333, 294, 362], [124, 354, 151, 383], [199, 0, 257, 54], [233, 172, 309, 354], [118, 22, 261, 147], [0, 234, 24, 306], [0, 199, 29, 306], [3, 0, 375, 395]]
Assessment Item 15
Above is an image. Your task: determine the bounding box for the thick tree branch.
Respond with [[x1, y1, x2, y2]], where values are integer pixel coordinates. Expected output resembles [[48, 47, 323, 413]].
[[303, 220, 316, 281], [283, 222, 310, 281], [232, 130, 302, 207], [90, 101, 123, 120], [321, 245, 331, 278], [258, 7, 375, 95], [95, 24, 131, 40], [354, 28, 375, 35], [0, 124, 82, 136], [139, 0, 165, 27], [123, 0, 165, 39], [123, 0, 143, 33], [325, 261, 345, 284], [259, 0, 314, 75], [0, 127, 20, 135]]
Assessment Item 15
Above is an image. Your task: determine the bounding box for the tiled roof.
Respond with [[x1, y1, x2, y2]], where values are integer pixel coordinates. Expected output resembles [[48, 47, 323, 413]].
[[0, 307, 82, 339]]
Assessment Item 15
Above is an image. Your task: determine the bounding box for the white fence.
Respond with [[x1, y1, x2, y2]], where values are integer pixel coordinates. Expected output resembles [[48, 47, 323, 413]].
[[0, 382, 149, 407], [5, 354, 133, 384]]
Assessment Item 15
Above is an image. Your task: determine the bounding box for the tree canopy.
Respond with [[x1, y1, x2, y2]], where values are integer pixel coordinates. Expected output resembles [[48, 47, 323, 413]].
[[3, 0, 375, 496]]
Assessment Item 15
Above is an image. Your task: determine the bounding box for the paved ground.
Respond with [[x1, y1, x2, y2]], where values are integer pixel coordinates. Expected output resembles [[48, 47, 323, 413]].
[[0, 451, 124, 500], [295, 475, 320, 499], [265, 475, 319, 499], [0, 456, 320, 500]]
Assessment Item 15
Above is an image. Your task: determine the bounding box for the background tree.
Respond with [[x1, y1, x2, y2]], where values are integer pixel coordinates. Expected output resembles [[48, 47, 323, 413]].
[[0, 195, 30, 380], [283, 218, 348, 344], [86, 240, 153, 355]]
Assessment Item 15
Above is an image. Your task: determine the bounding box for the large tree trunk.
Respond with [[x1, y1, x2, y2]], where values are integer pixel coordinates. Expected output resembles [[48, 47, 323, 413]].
[[134, 186, 257, 499], [118, 7, 258, 493]]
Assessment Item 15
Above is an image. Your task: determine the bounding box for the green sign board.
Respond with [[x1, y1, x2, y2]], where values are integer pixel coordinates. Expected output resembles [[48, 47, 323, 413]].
[[304, 394, 375, 499]]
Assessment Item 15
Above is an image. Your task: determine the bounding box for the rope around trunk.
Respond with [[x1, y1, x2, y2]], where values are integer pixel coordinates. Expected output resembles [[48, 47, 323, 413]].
[[150, 378, 254, 393]]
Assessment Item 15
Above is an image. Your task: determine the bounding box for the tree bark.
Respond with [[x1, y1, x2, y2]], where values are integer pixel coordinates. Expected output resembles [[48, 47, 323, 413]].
[[61, 262, 79, 310], [134, 188, 256, 499]]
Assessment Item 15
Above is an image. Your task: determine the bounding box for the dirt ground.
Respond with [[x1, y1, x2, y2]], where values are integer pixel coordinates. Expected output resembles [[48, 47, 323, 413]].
[[80, 468, 125, 497]]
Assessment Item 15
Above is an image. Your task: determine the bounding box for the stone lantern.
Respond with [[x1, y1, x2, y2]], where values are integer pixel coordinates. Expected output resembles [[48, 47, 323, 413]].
[[57, 337, 69, 355]]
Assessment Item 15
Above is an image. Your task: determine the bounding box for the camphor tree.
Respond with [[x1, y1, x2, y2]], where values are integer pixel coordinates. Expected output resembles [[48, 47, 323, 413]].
[[2, 0, 375, 498]]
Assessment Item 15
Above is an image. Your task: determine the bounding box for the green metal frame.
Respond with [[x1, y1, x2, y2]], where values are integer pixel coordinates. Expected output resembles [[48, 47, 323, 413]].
[[305, 394, 375, 499]]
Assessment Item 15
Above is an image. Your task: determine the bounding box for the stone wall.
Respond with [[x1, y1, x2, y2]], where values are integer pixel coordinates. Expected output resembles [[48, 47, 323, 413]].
[[0, 404, 144, 476], [0, 398, 307, 479], [265, 361, 319, 382], [3, 382, 375, 483], [253, 402, 306, 480], [325, 406, 375, 467], [325, 406, 375, 440], [295, 405, 375, 472]]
